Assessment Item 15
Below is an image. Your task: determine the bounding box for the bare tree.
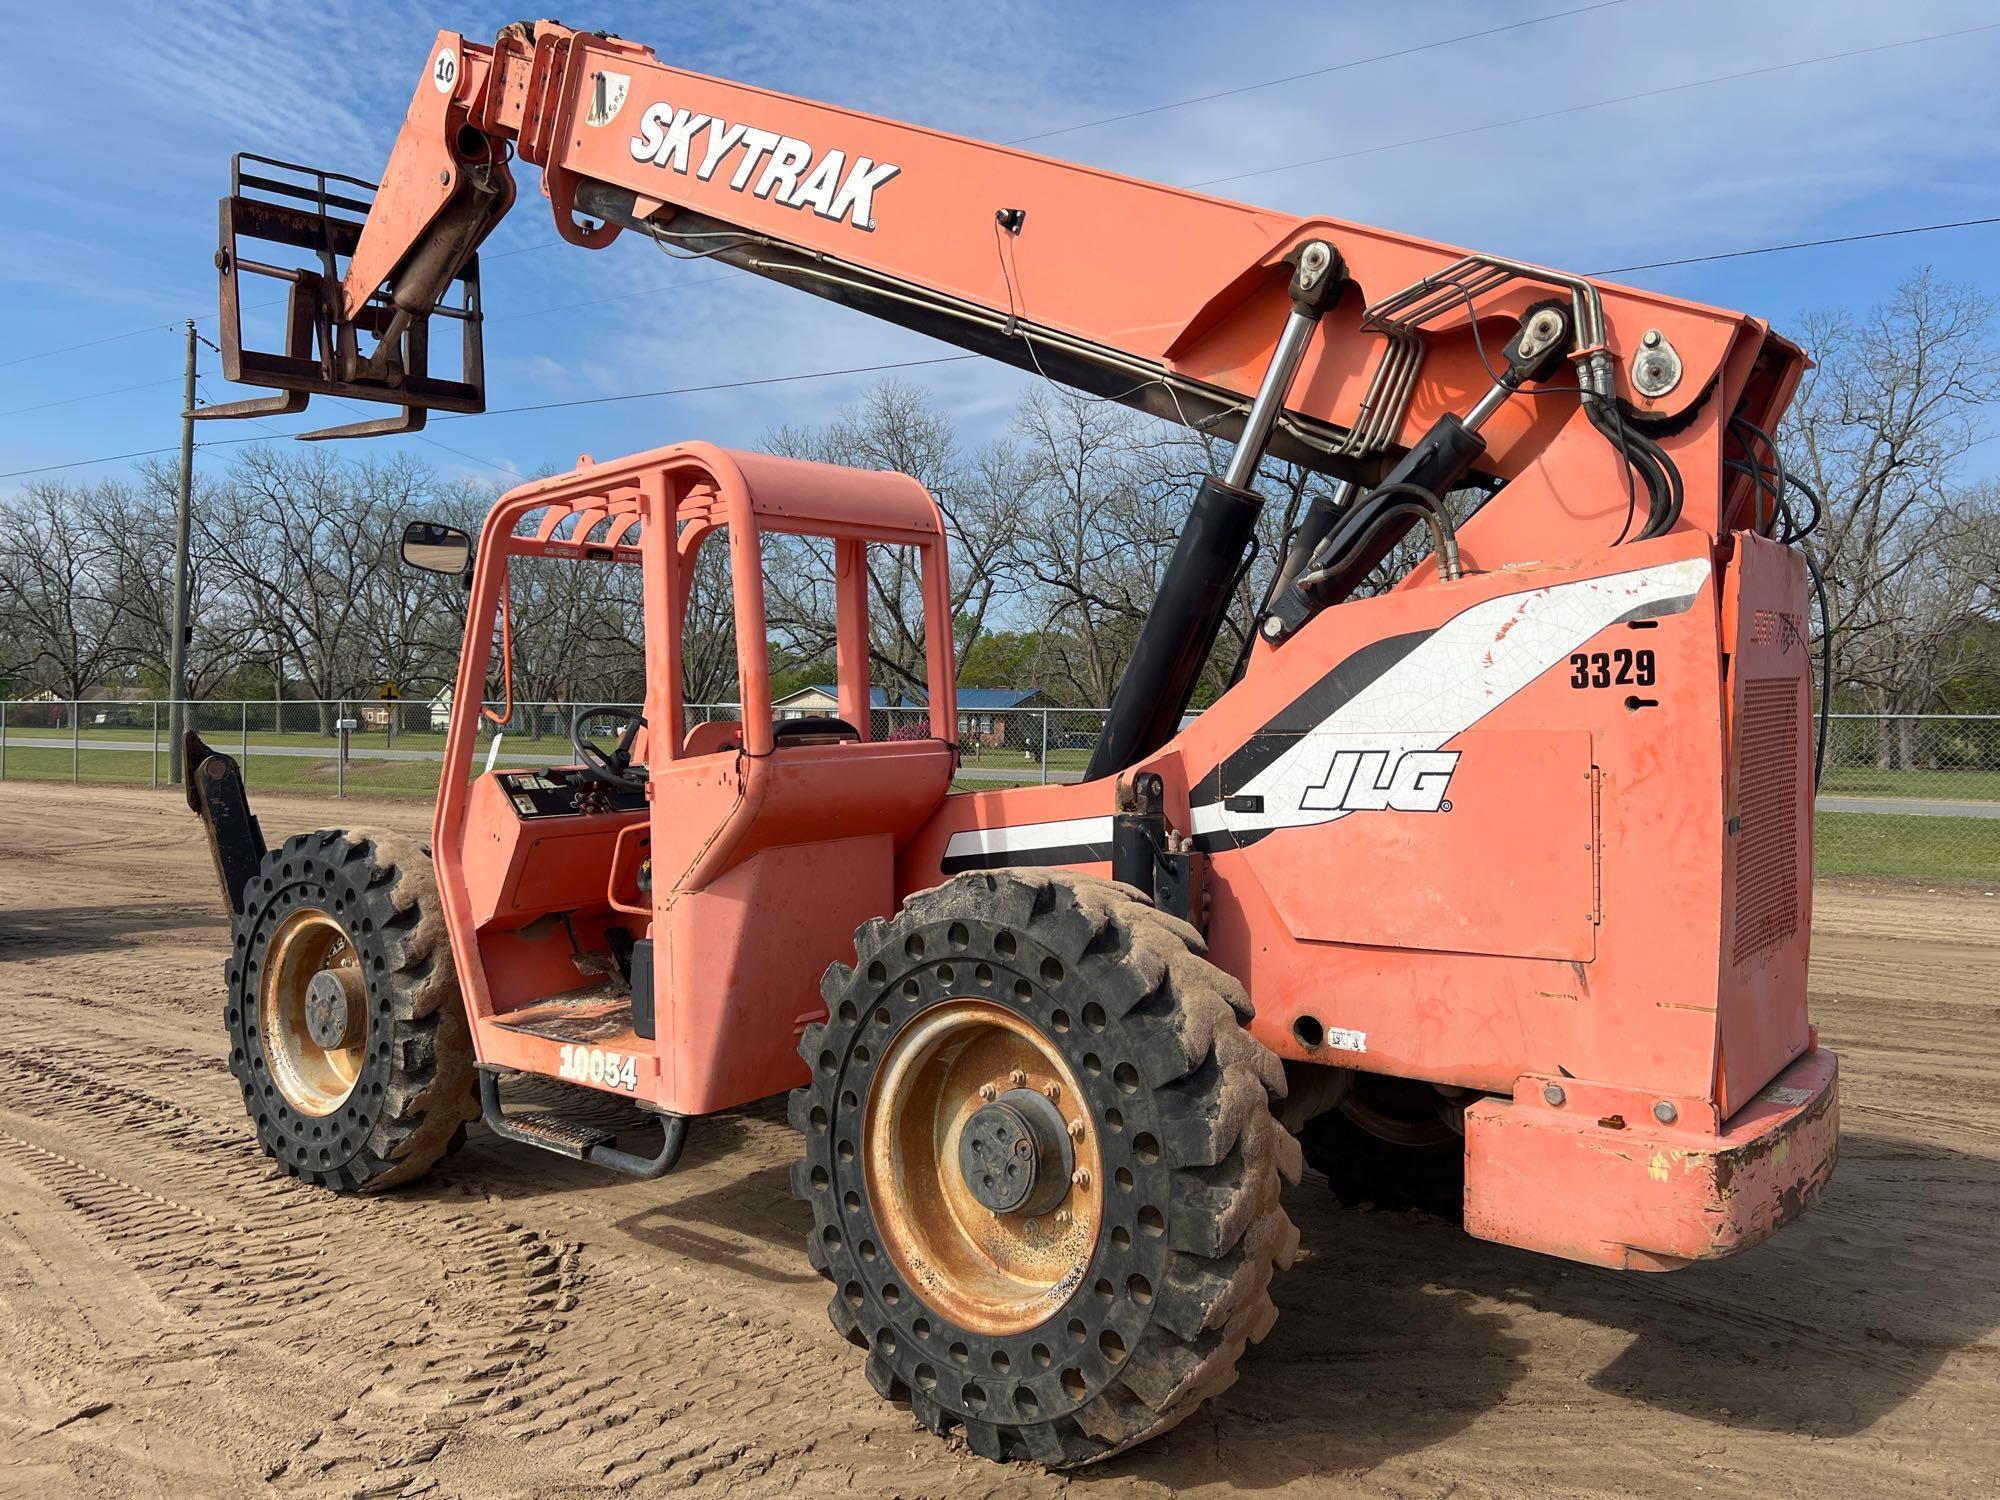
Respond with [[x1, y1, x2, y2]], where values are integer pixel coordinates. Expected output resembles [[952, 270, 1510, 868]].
[[0, 481, 133, 699], [114, 462, 260, 697], [1782, 270, 2000, 763], [1009, 385, 1190, 705], [765, 380, 1026, 698], [197, 447, 483, 728]]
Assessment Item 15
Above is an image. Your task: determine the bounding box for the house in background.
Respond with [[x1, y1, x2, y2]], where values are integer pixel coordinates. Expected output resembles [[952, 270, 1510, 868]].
[[955, 688, 1057, 749], [771, 684, 1053, 748], [771, 683, 899, 720]]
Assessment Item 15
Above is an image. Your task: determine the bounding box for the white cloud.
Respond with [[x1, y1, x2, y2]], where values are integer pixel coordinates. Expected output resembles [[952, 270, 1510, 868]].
[[6, 0, 1999, 486]]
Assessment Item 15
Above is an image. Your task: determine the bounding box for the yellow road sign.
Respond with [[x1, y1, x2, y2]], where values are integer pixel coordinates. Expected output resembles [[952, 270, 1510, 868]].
[[378, 682, 402, 701]]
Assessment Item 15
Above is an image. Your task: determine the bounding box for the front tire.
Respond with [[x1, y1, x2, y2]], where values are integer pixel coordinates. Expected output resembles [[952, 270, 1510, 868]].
[[791, 870, 1299, 1466], [225, 828, 478, 1192]]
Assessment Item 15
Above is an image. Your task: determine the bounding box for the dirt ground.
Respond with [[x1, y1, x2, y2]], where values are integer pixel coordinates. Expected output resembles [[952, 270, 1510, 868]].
[[0, 784, 1994, 1499]]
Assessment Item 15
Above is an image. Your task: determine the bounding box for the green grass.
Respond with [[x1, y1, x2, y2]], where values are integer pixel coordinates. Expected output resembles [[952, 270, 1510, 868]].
[[1818, 764, 2000, 801], [1813, 811, 2000, 883], [8, 747, 1994, 881], [25, 722, 714, 760], [957, 743, 1093, 773], [0, 746, 442, 798]]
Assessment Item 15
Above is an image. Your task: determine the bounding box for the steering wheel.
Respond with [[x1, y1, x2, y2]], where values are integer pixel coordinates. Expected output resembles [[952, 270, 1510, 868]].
[[571, 706, 648, 790]]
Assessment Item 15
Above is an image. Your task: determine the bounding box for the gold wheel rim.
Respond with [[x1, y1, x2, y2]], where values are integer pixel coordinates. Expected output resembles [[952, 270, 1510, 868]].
[[259, 907, 368, 1117], [863, 999, 1103, 1337]]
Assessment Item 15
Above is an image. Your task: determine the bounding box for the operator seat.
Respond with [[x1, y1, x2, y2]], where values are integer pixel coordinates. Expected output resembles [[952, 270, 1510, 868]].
[[773, 716, 861, 745], [681, 716, 862, 757]]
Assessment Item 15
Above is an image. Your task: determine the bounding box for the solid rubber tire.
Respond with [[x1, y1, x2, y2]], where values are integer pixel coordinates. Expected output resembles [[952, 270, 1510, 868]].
[[225, 828, 478, 1192], [791, 869, 1300, 1466]]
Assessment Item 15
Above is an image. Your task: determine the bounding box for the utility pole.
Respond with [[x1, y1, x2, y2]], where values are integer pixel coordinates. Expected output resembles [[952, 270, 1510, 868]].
[[166, 320, 196, 784]]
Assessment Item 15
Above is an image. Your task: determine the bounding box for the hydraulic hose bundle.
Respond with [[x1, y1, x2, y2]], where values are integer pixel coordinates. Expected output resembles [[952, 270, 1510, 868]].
[[1725, 414, 1833, 787]]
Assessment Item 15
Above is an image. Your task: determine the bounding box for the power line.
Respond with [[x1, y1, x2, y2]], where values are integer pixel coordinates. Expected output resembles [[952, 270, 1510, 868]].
[[197, 377, 524, 480], [3, 8, 1628, 370], [1185, 21, 2000, 189], [16, 190, 2000, 486], [1, 320, 193, 371], [0, 354, 980, 481], [0, 376, 184, 420], [15, 13, 1984, 382], [1006, 0, 1632, 146], [0, 443, 193, 480], [0, 240, 569, 373], [441, 354, 980, 420], [11, 205, 2000, 483], [1, 269, 744, 425], [1591, 216, 2000, 275], [11, 21, 2000, 477]]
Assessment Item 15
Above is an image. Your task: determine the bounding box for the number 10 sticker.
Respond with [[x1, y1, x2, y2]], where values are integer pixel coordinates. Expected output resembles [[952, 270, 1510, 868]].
[[433, 46, 459, 93]]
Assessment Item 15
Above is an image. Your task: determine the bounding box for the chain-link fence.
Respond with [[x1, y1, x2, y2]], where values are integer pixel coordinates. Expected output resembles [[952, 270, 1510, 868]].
[[2, 701, 1993, 882], [1817, 714, 2000, 883]]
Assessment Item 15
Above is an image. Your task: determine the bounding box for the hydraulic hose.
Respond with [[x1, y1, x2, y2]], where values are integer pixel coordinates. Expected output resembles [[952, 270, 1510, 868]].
[[1294, 485, 1460, 592], [1587, 398, 1670, 541]]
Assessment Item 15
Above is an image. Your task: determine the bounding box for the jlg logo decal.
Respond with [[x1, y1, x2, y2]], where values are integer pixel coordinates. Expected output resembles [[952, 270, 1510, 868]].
[[1299, 749, 1460, 814], [629, 104, 901, 230]]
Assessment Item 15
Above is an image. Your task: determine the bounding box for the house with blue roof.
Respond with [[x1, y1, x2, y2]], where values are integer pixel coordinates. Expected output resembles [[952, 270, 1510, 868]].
[[772, 682, 1056, 746]]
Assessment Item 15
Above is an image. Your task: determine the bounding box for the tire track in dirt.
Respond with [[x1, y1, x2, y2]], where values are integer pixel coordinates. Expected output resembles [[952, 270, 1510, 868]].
[[8, 787, 2000, 1498], [0, 1032, 586, 1499], [0, 1029, 1060, 1498]]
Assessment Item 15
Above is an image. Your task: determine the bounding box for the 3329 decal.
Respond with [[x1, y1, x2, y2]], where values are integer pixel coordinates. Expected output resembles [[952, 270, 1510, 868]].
[[1569, 647, 1656, 689]]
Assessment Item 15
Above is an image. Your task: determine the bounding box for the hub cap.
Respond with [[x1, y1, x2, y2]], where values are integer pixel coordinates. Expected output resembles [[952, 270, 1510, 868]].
[[864, 999, 1103, 1336], [304, 967, 364, 1049], [259, 907, 369, 1117], [958, 1089, 1074, 1216]]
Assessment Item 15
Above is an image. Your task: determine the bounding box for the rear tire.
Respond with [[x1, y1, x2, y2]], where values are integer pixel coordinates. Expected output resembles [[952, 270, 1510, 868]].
[[791, 870, 1299, 1466], [225, 828, 477, 1192], [1298, 1075, 1465, 1221]]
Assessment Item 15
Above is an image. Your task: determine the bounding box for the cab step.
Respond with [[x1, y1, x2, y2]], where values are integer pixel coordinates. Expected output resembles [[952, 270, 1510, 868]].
[[497, 1108, 614, 1159], [477, 1069, 688, 1179]]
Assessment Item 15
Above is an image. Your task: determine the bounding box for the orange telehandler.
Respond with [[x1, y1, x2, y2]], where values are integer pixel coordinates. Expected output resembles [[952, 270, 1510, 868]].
[[184, 19, 1839, 1466]]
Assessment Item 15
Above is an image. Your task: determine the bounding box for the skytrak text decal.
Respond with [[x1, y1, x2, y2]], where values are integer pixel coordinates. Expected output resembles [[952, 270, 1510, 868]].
[[629, 104, 901, 230]]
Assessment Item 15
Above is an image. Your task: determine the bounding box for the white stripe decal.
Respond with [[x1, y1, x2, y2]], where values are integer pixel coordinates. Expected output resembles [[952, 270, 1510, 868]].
[[944, 815, 1115, 861], [941, 558, 1708, 864], [1207, 557, 1709, 839]]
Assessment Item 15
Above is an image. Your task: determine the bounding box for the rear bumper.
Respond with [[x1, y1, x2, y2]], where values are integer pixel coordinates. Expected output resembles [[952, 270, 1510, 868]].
[[1463, 1047, 1839, 1271]]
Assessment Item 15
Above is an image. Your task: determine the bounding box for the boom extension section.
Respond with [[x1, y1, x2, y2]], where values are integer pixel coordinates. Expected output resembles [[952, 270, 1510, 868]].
[[192, 22, 1798, 490]]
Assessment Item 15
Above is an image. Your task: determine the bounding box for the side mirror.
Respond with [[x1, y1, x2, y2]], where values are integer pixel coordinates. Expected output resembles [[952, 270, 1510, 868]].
[[400, 519, 473, 577]]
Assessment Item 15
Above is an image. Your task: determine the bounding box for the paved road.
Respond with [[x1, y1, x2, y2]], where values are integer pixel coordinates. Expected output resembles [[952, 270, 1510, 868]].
[[1816, 794, 2000, 819], [6, 738, 1992, 809]]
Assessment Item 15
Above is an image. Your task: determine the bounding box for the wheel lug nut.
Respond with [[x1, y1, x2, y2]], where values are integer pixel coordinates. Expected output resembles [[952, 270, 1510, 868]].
[[1009, 1068, 1027, 1087], [1068, 1118, 1085, 1139], [1072, 1169, 1090, 1189], [1042, 1081, 1061, 1101], [979, 1083, 997, 1102], [1054, 1208, 1070, 1225]]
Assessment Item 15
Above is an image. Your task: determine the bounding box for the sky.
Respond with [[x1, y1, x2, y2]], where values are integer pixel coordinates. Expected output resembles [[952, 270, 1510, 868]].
[[4, 0, 1999, 496]]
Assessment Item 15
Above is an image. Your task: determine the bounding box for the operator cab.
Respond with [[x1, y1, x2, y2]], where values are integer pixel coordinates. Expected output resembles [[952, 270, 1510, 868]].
[[408, 443, 959, 1121]]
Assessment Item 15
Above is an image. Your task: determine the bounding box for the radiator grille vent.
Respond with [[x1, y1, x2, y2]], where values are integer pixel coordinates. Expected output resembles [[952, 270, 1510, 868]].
[[1733, 676, 1802, 964], [1751, 609, 1806, 651]]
